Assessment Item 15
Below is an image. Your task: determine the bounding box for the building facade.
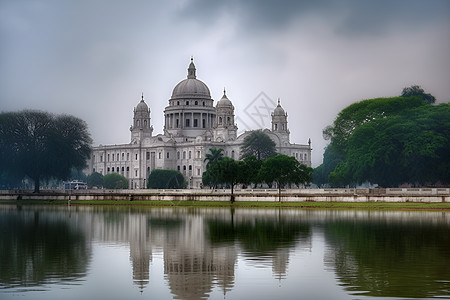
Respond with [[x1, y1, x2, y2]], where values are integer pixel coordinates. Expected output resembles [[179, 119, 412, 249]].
[[89, 59, 312, 189]]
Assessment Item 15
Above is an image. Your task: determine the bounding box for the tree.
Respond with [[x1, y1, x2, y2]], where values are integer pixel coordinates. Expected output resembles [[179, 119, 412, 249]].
[[320, 96, 427, 186], [238, 155, 262, 187], [86, 172, 104, 188], [204, 148, 224, 166], [147, 169, 186, 189], [240, 130, 276, 160], [330, 103, 450, 187], [209, 157, 241, 202], [259, 154, 313, 201], [401, 85, 436, 104], [103, 173, 128, 189], [0, 110, 92, 192], [203, 148, 224, 188]]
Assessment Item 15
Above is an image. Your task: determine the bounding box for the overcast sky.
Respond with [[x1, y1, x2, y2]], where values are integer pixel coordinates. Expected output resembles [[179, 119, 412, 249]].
[[1, 0, 449, 167]]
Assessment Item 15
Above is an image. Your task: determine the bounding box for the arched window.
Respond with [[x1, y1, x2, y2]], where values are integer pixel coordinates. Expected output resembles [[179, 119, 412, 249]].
[[202, 101, 205, 106], [189, 151, 192, 159], [227, 117, 230, 124], [219, 117, 222, 125], [136, 120, 140, 127], [144, 120, 147, 127], [195, 101, 198, 105], [177, 166, 180, 171], [177, 151, 180, 159], [186, 101, 189, 106], [177, 101, 180, 105], [183, 151, 186, 159]]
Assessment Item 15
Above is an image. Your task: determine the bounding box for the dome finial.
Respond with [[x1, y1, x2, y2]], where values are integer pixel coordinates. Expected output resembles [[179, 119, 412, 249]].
[[188, 57, 196, 79], [277, 98, 281, 106], [141, 92, 144, 101], [223, 87, 226, 95]]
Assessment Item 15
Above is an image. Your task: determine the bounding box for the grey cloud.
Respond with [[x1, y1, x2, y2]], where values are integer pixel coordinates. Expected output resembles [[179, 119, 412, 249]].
[[178, 0, 450, 36]]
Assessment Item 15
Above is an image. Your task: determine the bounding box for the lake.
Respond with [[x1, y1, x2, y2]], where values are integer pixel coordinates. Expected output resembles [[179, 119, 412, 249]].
[[0, 204, 449, 300]]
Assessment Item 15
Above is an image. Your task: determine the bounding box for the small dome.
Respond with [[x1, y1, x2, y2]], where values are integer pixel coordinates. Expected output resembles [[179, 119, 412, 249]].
[[216, 89, 233, 108], [136, 94, 149, 111], [273, 99, 285, 116], [171, 58, 211, 100]]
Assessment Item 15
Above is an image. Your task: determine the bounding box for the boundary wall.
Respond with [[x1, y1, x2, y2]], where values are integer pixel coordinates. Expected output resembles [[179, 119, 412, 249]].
[[0, 188, 449, 203]]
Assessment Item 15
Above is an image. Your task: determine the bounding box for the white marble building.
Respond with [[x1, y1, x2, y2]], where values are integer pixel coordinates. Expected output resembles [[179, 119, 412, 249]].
[[89, 59, 312, 189]]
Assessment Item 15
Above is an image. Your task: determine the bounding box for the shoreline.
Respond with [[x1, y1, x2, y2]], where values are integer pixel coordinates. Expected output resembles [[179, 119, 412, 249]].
[[1, 199, 450, 211]]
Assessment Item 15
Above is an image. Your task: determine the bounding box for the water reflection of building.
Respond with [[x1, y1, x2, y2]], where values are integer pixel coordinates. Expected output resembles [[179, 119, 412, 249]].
[[163, 215, 236, 300]]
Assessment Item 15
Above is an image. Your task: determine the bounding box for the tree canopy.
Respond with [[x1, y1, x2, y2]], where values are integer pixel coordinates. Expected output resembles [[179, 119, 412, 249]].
[[315, 92, 448, 187], [147, 169, 186, 189], [240, 130, 276, 160], [103, 173, 128, 189], [259, 154, 313, 200], [0, 110, 92, 192], [401, 85, 436, 104]]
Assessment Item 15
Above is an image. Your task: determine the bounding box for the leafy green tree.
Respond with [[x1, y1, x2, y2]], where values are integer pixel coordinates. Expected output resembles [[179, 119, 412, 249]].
[[209, 157, 241, 202], [401, 85, 436, 104], [239, 155, 262, 187], [103, 173, 128, 189], [259, 154, 313, 201], [203, 148, 224, 188], [331, 103, 450, 186], [86, 172, 104, 188], [147, 169, 186, 189], [240, 130, 276, 160], [0, 110, 92, 192]]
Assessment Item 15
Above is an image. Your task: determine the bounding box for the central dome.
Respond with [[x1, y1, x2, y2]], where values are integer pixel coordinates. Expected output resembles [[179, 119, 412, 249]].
[[171, 59, 211, 100]]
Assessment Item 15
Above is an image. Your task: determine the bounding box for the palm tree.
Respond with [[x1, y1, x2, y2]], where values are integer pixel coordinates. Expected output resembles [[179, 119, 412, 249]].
[[204, 148, 224, 168]]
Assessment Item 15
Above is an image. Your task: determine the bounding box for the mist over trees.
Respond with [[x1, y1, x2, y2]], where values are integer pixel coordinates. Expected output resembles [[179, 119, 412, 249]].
[[314, 86, 449, 187], [0, 110, 92, 192]]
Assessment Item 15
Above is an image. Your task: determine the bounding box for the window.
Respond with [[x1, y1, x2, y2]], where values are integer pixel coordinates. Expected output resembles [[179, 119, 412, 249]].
[[219, 117, 222, 125], [231, 150, 235, 159], [197, 168, 201, 176], [186, 119, 190, 127], [121, 167, 124, 172], [158, 152, 162, 159], [195, 101, 198, 105], [197, 151, 201, 159], [202, 119, 206, 128], [177, 101, 180, 105], [202, 101, 205, 106], [93, 168, 96, 173], [112, 154, 114, 161], [135, 169, 138, 177], [136, 120, 140, 127], [177, 166, 180, 171], [122, 153, 124, 160], [107, 154, 110, 162], [189, 151, 192, 159], [107, 167, 110, 172], [117, 153, 119, 161], [135, 153, 138, 160], [167, 152, 170, 159], [227, 117, 230, 124], [100, 155, 103, 162], [183, 151, 186, 159], [193, 119, 198, 127], [127, 167, 129, 171], [282, 124, 285, 130], [146, 152, 150, 160], [186, 101, 189, 105], [177, 151, 180, 159], [176, 119, 179, 128], [112, 167, 114, 172], [144, 120, 147, 127], [275, 124, 278, 130], [127, 153, 130, 161]]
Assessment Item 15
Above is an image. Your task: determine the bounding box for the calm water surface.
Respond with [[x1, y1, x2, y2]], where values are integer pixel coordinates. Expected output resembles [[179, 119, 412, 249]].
[[0, 204, 449, 300]]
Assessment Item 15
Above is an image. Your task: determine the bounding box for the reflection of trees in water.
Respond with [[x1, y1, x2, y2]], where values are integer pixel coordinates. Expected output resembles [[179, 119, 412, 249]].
[[324, 218, 450, 298], [206, 215, 311, 255], [206, 210, 311, 280], [0, 208, 90, 289]]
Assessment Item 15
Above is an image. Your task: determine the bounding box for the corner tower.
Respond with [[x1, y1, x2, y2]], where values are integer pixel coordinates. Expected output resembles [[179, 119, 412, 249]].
[[214, 89, 237, 142], [271, 99, 290, 142], [130, 94, 153, 143]]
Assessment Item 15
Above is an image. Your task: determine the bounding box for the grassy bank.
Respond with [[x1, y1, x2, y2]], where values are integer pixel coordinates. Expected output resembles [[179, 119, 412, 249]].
[[1, 199, 450, 210]]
